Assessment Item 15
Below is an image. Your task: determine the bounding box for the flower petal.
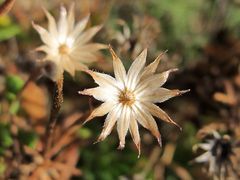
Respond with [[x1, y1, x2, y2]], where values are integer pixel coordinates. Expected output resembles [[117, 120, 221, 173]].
[[76, 43, 107, 51], [85, 101, 114, 123], [133, 104, 162, 146], [35, 45, 51, 54], [86, 70, 120, 90], [67, 2, 75, 32], [117, 105, 131, 149], [143, 88, 190, 103], [127, 49, 147, 90], [135, 68, 178, 95], [75, 25, 102, 45], [197, 143, 212, 151], [32, 22, 56, 47], [73, 61, 88, 71], [142, 102, 181, 130], [42, 7, 58, 38], [96, 105, 121, 142], [194, 152, 211, 163], [57, 5, 68, 43], [79, 87, 113, 102], [209, 156, 217, 174], [69, 14, 90, 39], [71, 51, 99, 63], [109, 45, 127, 83], [141, 52, 165, 79], [129, 118, 141, 157]]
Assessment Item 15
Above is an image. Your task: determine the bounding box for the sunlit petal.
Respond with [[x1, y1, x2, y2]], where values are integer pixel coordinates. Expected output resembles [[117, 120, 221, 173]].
[[142, 102, 181, 130], [135, 68, 178, 95], [141, 52, 164, 79], [79, 87, 115, 102], [142, 88, 190, 103], [109, 45, 127, 83], [96, 105, 121, 142], [86, 70, 120, 90], [133, 104, 162, 146], [127, 49, 147, 90], [75, 25, 102, 45], [129, 118, 141, 157], [117, 106, 131, 149], [85, 101, 115, 123]]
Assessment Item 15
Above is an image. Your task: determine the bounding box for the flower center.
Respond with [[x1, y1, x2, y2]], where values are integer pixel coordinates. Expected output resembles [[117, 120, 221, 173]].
[[119, 88, 135, 106], [58, 44, 70, 55]]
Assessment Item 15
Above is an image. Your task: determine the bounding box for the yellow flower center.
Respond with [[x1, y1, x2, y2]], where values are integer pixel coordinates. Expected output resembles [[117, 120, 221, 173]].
[[119, 88, 135, 106], [58, 44, 70, 55]]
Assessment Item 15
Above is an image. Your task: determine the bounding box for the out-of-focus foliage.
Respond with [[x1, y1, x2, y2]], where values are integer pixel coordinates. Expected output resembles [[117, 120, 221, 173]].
[[0, 15, 21, 41], [0, 0, 240, 179]]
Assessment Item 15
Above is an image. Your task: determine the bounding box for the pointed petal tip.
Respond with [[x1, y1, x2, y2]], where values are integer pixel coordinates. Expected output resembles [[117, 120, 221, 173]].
[[172, 121, 182, 131], [137, 143, 141, 158], [60, 4, 67, 15], [180, 89, 190, 95], [93, 139, 100, 144], [78, 89, 89, 95], [170, 68, 179, 73], [108, 44, 118, 60], [85, 69, 93, 75], [117, 142, 125, 150], [143, 48, 148, 53], [157, 137, 162, 147], [31, 21, 36, 27], [94, 134, 106, 144], [86, 115, 93, 122], [81, 120, 88, 126], [82, 114, 93, 125], [78, 90, 85, 95], [34, 46, 42, 52], [165, 115, 182, 131]]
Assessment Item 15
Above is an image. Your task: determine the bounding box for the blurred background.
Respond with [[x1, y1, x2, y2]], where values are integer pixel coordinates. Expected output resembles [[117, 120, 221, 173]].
[[0, 0, 240, 179]]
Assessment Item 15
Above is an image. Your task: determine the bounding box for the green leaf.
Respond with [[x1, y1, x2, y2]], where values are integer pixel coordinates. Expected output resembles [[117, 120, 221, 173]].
[[0, 158, 6, 175], [6, 75, 24, 94], [9, 101, 20, 115], [0, 123, 13, 148], [5, 92, 16, 101], [18, 130, 38, 148], [0, 15, 11, 26], [77, 127, 92, 139]]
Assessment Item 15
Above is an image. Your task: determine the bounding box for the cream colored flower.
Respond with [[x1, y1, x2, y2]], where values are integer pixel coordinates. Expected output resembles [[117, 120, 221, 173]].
[[33, 3, 106, 80], [79, 46, 189, 156]]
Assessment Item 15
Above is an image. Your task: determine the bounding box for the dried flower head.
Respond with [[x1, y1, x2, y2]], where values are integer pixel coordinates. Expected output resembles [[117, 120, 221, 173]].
[[33, 3, 106, 81], [79, 46, 189, 156], [192, 131, 240, 179]]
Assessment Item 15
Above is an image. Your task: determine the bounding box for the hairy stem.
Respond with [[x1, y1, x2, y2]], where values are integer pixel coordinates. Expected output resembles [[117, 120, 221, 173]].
[[44, 75, 64, 157]]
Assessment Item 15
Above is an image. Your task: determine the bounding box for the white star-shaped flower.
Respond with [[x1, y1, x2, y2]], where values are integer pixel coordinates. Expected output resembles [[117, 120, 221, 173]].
[[33, 3, 106, 80], [79, 46, 189, 156]]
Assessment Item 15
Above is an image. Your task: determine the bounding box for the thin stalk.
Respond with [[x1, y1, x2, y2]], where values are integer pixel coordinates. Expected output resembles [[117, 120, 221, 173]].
[[44, 75, 64, 157]]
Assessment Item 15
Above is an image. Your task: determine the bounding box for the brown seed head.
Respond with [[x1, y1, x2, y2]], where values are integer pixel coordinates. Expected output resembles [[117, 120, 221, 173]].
[[119, 88, 135, 106], [58, 44, 70, 55]]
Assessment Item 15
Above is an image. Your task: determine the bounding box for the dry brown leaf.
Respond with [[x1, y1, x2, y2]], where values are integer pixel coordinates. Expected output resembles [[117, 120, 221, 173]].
[[20, 81, 48, 120]]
